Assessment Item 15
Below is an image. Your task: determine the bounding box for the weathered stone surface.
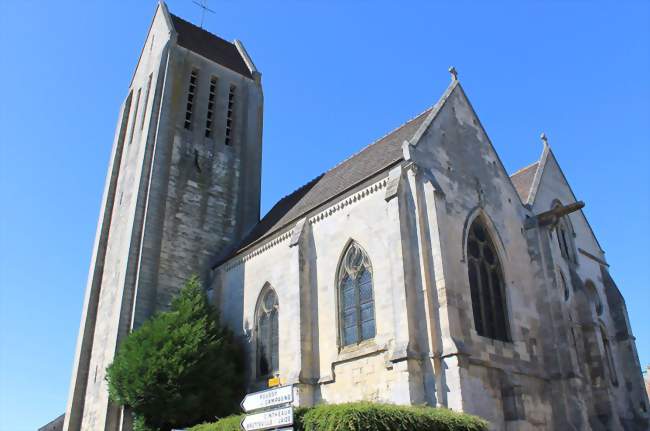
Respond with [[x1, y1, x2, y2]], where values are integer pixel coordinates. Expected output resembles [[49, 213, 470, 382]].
[[63, 3, 262, 431], [214, 81, 649, 430], [64, 4, 649, 431]]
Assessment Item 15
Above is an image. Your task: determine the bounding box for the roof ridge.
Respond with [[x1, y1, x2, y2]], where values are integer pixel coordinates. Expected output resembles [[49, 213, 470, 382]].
[[322, 106, 433, 174], [510, 160, 539, 177], [169, 12, 235, 46], [266, 106, 434, 208], [269, 174, 323, 208]]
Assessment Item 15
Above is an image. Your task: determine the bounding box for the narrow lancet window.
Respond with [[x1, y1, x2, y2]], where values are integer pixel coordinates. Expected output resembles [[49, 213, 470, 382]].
[[225, 85, 235, 145], [467, 217, 509, 341], [184, 69, 198, 130], [256, 288, 279, 377], [553, 202, 576, 263], [128, 88, 141, 145], [338, 242, 375, 346], [205, 76, 217, 138], [140, 73, 153, 130]]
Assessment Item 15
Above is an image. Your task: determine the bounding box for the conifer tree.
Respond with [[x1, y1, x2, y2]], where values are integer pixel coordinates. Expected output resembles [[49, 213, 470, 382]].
[[106, 276, 244, 431]]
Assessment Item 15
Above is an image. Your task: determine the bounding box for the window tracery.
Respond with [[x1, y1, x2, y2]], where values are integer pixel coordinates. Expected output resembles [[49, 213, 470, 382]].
[[338, 242, 375, 346], [466, 217, 510, 341], [256, 288, 278, 377]]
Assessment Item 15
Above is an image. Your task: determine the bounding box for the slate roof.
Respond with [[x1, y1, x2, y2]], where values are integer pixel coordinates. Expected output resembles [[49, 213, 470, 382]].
[[38, 414, 64, 431], [217, 107, 433, 264], [510, 162, 539, 204], [169, 14, 253, 79]]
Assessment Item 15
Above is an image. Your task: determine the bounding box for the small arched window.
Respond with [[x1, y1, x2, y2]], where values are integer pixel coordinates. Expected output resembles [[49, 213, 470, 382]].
[[256, 288, 279, 377], [466, 217, 510, 341], [553, 202, 576, 263], [338, 242, 375, 346]]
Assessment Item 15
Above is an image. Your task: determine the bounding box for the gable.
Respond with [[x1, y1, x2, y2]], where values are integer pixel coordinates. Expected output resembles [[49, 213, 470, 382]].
[[531, 148, 604, 256], [407, 81, 525, 211], [128, 2, 174, 87]]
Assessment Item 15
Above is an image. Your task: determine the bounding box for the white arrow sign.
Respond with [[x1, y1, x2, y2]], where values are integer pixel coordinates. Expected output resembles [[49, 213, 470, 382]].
[[240, 385, 293, 413], [241, 406, 293, 431]]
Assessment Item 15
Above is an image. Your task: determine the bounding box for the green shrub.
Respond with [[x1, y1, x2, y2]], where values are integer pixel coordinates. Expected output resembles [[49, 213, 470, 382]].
[[106, 276, 245, 431], [189, 402, 488, 431], [189, 415, 244, 431], [299, 402, 487, 431]]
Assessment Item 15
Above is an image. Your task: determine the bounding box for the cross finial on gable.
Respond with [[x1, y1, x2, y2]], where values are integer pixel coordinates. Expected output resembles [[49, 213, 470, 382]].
[[448, 66, 458, 81], [540, 132, 548, 146]]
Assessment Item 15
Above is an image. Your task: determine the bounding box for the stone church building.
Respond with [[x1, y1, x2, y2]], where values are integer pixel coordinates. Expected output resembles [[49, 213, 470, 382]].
[[61, 2, 648, 430]]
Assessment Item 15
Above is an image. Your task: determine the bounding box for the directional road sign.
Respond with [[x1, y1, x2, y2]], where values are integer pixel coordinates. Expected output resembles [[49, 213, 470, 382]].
[[240, 385, 293, 413], [240, 406, 293, 431]]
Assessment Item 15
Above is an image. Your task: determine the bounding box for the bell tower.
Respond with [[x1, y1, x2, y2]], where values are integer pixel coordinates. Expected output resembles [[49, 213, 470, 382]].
[[63, 2, 263, 430]]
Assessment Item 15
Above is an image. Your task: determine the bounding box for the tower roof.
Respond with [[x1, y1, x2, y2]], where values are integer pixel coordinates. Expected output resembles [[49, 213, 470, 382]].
[[169, 13, 253, 79]]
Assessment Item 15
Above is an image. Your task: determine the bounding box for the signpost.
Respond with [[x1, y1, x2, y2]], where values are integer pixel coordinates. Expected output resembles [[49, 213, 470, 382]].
[[240, 406, 293, 431], [241, 385, 293, 412], [240, 385, 294, 431]]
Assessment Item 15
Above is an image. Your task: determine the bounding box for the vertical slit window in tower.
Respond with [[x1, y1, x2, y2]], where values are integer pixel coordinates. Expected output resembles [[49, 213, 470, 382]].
[[225, 85, 235, 145], [205, 76, 217, 138], [128, 88, 142, 145], [140, 74, 153, 131], [184, 69, 199, 130]]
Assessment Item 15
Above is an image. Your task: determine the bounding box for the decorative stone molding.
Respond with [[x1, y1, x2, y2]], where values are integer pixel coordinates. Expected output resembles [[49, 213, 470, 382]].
[[289, 217, 307, 247], [384, 165, 403, 201], [224, 177, 390, 271], [223, 231, 292, 271], [309, 178, 388, 226]]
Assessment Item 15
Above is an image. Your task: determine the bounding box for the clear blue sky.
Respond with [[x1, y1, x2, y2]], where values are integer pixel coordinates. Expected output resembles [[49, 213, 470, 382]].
[[0, 1, 648, 429]]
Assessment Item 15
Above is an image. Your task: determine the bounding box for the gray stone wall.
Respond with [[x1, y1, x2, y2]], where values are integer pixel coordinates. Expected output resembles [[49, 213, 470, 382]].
[[214, 79, 648, 430]]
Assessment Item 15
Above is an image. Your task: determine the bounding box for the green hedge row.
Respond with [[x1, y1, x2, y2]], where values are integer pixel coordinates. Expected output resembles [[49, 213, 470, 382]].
[[189, 402, 488, 431]]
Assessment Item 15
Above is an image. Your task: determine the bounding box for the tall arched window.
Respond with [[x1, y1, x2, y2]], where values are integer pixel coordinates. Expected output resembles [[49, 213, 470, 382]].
[[466, 217, 510, 341], [553, 202, 576, 263], [338, 241, 375, 346], [256, 288, 278, 377]]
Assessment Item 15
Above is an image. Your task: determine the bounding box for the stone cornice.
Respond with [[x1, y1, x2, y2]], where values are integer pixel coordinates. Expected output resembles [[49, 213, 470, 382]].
[[223, 177, 389, 271]]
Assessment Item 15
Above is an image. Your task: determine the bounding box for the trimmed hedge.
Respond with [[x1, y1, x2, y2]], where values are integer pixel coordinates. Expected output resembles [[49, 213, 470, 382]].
[[189, 402, 488, 431]]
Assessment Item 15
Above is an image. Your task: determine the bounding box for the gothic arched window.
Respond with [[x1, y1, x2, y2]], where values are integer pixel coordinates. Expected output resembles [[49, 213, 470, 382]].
[[553, 202, 576, 263], [466, 218, 510, 341], [338, 242, 375, 346], [256, 288, 278, 377]]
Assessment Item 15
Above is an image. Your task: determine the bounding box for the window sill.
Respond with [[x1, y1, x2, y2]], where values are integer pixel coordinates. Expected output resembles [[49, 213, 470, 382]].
[[336, 340, 386, 364]]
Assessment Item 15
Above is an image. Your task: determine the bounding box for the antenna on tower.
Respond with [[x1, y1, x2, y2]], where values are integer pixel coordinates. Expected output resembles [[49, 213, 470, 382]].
[[192, 0, 215, 28]]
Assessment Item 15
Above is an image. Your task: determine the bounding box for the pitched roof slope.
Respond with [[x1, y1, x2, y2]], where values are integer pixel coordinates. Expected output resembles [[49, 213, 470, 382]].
[[510, 162, 539, 204], [169, 14, 252, 78], [222, 107, 433, 261]]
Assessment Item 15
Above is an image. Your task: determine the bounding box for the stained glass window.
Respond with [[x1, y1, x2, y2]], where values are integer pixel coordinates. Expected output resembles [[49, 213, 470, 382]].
[[256, 288, 279, 377], [338, 242, 375, 346], [466, 218, 510, 341]]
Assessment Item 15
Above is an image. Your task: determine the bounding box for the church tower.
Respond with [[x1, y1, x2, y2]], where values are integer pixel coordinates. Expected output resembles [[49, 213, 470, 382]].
[[63, 3, 263, 430]]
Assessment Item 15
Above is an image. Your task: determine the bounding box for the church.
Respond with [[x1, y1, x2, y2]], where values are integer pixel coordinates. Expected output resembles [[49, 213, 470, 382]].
[[61, 2, 649, 430]]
